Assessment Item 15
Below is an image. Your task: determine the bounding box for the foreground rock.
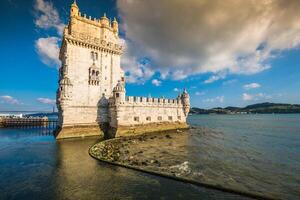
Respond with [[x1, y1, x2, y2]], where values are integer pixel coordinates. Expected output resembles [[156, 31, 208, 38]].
[[90, 129, 198, 176]]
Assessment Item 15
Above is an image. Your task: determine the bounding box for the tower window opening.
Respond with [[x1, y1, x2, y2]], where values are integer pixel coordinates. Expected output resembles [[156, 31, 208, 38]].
[[91, 51, 98, 61], [90, 52, 94, 59], [116, 93, 119, 98], [89, 67, 99, 85]]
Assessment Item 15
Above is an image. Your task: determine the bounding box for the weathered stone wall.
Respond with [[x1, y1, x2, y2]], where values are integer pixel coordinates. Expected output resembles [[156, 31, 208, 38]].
[[57, 4, 124, 137], [109, 96, 187, 127]]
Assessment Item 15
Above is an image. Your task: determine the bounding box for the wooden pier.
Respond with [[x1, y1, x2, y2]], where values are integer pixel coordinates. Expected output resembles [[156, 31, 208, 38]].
[[0, 117, 58, 129]]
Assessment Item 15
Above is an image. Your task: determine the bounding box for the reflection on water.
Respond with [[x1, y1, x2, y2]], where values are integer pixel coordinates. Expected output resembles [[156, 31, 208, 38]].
[[0, 128, 252, 200]]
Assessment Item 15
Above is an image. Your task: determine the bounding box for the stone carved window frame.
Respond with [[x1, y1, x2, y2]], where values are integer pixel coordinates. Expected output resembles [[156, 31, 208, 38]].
[[88, 66, 100, 86], [91, 51, 98, 61]]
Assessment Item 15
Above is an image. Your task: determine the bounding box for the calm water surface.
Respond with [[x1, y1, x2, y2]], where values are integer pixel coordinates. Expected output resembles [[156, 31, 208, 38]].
[[187, 114, 300, 200], [0, 126, 251, 200], [0, 114, 299, 199]]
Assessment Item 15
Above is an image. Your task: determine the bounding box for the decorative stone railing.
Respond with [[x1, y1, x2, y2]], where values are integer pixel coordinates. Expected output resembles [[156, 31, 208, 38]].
[[124, 96, 182, 106]]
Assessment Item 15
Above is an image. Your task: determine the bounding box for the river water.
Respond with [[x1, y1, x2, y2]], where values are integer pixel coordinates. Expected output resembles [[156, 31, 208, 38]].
[[187, 114, 300, 200], [0, 114, 299, 199]]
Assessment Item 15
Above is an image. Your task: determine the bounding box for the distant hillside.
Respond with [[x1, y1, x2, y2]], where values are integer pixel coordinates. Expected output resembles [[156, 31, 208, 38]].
[[190, 102, 300, 114]]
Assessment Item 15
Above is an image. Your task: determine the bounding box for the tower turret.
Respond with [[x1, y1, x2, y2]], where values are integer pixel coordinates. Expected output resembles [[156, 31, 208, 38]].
[[70, 0, 79, 17], [112, 17, 119, 35], [113, 80, 125, 103], [100, 13, 109, 27], [181, 89, 190, 116]]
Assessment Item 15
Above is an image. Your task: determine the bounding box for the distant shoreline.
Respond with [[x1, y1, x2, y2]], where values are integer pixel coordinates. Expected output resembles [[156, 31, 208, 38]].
[[190, 102, 300, 115], [189, 112, 300, 115]]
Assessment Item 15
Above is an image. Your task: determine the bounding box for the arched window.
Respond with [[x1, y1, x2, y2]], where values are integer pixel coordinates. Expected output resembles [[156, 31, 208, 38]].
[[89, 67, 100, 85]]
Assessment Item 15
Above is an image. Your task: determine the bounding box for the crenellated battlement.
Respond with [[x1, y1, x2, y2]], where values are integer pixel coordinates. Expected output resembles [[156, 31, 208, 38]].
[[124, 96, 182, 105], [109, 95, 184, 107], [69, 1, 119, 35], [72, 12, 118, 32]]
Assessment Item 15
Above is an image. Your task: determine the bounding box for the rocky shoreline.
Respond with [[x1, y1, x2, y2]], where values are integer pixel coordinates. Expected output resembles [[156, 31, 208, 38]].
[[89, 129, 190, 175]]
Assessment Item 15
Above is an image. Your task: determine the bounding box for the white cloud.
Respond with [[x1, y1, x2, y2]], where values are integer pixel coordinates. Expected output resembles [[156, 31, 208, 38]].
[[151, 79, 161, 86], [0, 95, 22, 105], [242, 93, 271, 101], [243, 83, 261, 90], [117, 0, 300, 80], [173, 88, 180, 92], [195, 91, 205, 96], [37, 98, 56, 104], [203, 74, 226, 84], [242, 93, 254, 101], [203, 96, 224, 103], [122, 48, 155, 84], [34, 0, 65, 35], [35, 37, 60, 67], [34, 0, 64, 68]]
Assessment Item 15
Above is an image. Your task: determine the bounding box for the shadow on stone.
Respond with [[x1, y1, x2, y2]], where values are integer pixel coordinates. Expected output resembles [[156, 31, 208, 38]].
[[97, 94, 114, 139]]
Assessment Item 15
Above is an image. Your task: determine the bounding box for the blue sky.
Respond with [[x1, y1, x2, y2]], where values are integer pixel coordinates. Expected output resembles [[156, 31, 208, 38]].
[[0, 0, 300, 111]]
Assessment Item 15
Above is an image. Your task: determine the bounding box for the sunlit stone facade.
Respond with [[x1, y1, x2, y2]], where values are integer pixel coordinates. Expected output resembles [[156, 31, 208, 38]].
[[56, 1, 190, 139]]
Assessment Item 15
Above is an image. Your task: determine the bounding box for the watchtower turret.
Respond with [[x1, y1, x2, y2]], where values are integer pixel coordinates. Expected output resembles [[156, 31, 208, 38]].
[[113, 81, 125, 103], [100, 13, 109, 27], [112, 17, 119, 35], [70, 0, 79, 17], [181, 89, 190, 116]]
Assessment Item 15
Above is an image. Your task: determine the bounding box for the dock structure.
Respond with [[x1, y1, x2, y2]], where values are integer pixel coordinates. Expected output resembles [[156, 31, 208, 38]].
[[0, 117, 58, 129]]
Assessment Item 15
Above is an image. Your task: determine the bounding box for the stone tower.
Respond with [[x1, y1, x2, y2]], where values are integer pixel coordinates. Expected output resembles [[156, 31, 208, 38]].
[[181, 89, 190, 116], [56, 1, 191, 139], [56, 1, 124, 139]]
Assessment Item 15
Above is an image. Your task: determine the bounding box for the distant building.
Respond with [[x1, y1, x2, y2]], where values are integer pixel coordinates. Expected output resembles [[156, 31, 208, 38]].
[[0, 113, 23, 118], [56, 1, 190, 139]]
